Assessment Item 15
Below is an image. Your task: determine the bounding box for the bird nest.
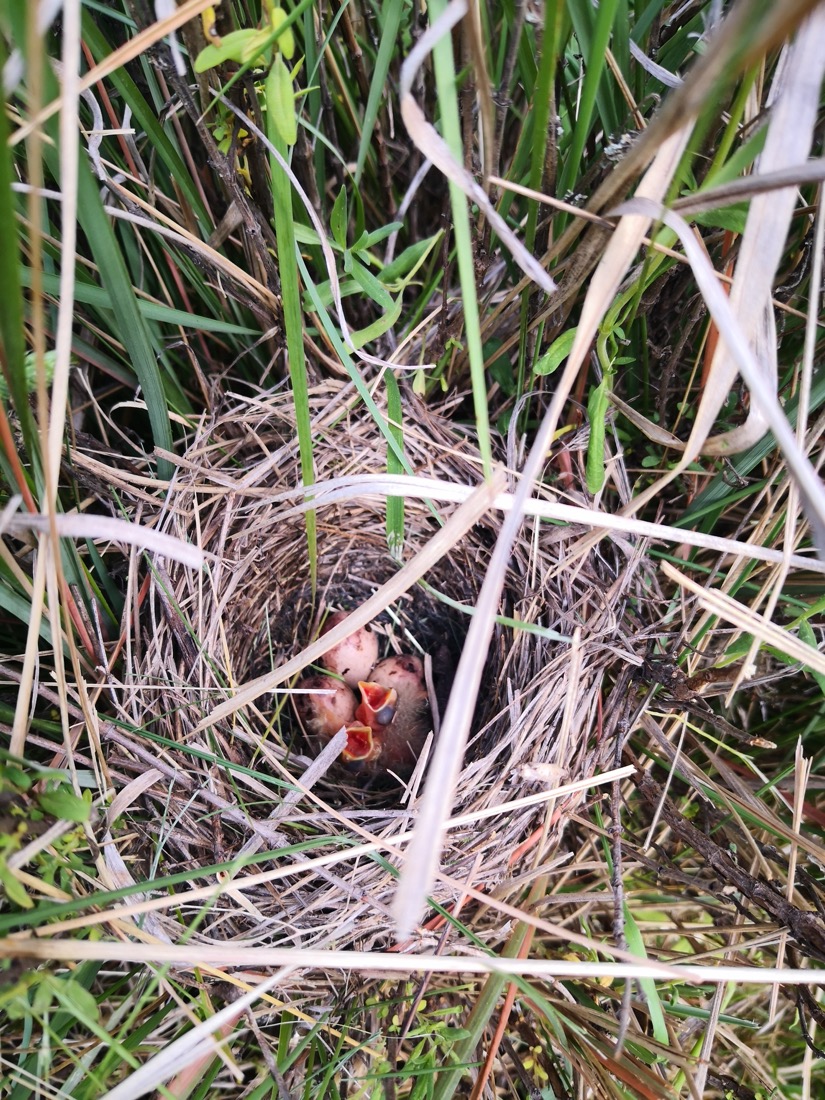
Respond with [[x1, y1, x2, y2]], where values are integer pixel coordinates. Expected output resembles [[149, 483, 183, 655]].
[[106, 379, 649, 955]]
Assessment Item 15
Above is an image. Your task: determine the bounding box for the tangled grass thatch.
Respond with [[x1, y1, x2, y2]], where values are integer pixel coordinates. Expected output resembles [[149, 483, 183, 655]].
[[103, 378, 652, 959]]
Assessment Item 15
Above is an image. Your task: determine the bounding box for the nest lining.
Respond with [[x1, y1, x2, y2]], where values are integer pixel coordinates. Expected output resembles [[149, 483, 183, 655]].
[[106, 379, 650, 953]]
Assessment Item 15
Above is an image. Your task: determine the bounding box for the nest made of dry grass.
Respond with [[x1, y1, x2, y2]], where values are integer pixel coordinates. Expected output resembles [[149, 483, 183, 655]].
[[102, 377, 653, 957]]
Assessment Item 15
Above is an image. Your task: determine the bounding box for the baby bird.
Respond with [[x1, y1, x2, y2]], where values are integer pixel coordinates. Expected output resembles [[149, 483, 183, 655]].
[[319, 610, 379, 689], [292, 674, 379, 764], [365, 655, 431, 777], [292, 673, 356, 738], [294, 648, 431, 779]]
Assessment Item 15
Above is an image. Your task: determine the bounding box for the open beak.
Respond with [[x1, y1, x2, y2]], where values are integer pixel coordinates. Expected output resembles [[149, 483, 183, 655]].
[[341, 722, 381, 763], [356, 681, 398, 728]]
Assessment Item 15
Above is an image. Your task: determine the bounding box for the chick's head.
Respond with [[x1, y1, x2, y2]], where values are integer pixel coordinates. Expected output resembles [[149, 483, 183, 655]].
[[292, 673, 356, 738], [319, 610, 379, 688]]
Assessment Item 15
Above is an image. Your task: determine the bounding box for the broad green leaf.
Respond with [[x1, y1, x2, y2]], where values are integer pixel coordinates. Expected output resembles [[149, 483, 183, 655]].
[[303, 276, 360, 310], [351, 222, 404, 252], [534, 328, 577, 376], [48, 973, 142, 1075], [266, 54, 297, 146], [691, 202, 749, 234], [195, 28, 271, 72], [349, 295, 402, 350], [0, 350, 57, 401], [487, 339, 516, 396], [0, 860, 32, 909], [293, 222, 322, 247], [48, 977, 101, 1026], [330, 185, 348, 250], [585, 375, 610, 494], [349, 255, 394, 311], [381, 231, 442, 287], [269, 5, 295, 59], [37, 787, 92, 823], [3, 764, 30, 791]]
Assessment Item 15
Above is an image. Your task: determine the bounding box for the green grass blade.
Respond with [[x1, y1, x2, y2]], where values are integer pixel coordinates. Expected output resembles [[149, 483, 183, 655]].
[[432, 877, 549, 1098], [267, 81, 317, 593], [297, 255, 410, 476], [355, 0, 406, 184], [384, 369, 405, 555], [526, 0, 565, 223], [517, 1, 566, 399], [623, 904, 669, 1046], [80, 11, 210, 228], [38, 115, 177, 479], [0, 36, 37, 454], [74, 161, 176, 480], [19, 269, 257, 334], [559, 0, 621, 197], [427, 0, 492, 478], [585, 371, 610, 494]]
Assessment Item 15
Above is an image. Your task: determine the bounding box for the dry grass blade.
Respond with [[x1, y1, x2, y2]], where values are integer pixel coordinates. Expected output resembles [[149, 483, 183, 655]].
[[102, 198, 278, 313], [7, 0, 825, 1092], [574, 0, 825, 221], [214, 95, 353, 348], [564, 7, 825, 575], [672, 159, 825, 213], [10, 0, 214, 146], [95, 385, 650, 1017], [11, 936, 825, 985], [277, 470, 825, 572], [5, 511, 205, 568], [36, 767, 634, 944]]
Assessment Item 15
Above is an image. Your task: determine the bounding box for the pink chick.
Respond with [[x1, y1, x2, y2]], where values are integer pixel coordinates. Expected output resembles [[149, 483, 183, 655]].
[[319, 610, 379, 689], [293, 675, 384, 765], [292, 673, 356, 740], [365, 655, 431, 776]]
